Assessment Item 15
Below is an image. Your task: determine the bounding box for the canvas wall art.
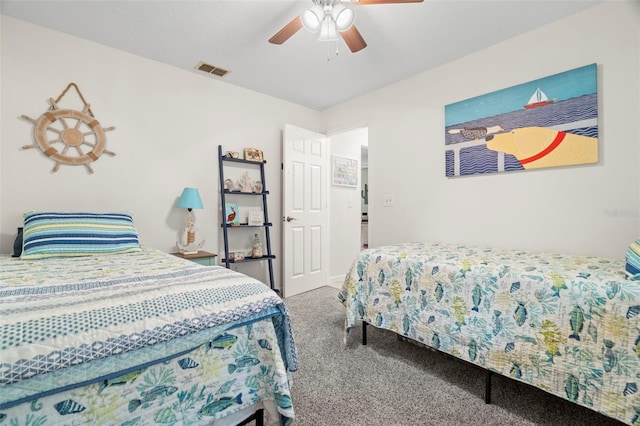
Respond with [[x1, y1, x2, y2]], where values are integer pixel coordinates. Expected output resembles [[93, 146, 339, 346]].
[[445, 63, 598, 177], [332, 155, 358, 187]]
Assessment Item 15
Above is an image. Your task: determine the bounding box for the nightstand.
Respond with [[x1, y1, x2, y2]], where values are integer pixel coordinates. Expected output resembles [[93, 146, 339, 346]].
[[172, 250, 218, 266]]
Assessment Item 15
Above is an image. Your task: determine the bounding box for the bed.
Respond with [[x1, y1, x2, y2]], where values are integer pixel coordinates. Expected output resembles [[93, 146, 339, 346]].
[[340, 242, 640, 425], [1, 212, 297, 426]]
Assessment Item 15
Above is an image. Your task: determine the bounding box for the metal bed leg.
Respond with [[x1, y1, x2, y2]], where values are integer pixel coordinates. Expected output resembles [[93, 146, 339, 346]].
[[362, 321, 368, 345], [235, 408, 263, 426], [485, 370, 492, 404]]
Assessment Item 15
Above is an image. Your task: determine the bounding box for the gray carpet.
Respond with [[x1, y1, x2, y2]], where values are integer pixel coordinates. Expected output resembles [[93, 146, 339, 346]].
[[283, 286, 625, 426]]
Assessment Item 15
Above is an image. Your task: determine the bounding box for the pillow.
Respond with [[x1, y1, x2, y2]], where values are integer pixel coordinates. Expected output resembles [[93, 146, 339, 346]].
[[21, 211, 141, 260], [626, 238, 640, 280]]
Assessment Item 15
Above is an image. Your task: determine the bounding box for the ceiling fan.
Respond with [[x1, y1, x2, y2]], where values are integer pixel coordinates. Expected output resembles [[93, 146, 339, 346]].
[[268, 0, 424, 54]]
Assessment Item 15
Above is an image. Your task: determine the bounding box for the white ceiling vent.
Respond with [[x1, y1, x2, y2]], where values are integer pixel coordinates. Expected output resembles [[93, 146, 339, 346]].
[[195, 61, 230, 77]]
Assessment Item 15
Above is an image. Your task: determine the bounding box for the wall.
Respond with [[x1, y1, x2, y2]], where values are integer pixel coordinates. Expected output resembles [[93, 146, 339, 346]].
[[0, 16, 321, 290], [321, 1, 640, 259], [328, 127, 367, 283], [2, 1, 638, 288]]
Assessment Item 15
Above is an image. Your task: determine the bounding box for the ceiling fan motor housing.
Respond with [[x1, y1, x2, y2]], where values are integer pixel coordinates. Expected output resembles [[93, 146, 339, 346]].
[[269, 0, 422, 53]]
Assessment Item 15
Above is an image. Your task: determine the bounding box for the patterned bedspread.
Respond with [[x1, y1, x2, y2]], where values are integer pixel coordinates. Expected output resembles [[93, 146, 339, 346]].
[[0, 247, 297, 425], [340, 242, 639, 425]]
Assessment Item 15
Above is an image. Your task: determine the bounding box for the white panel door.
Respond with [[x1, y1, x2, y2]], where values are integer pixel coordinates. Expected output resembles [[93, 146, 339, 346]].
[[282, 124, 328, 297]]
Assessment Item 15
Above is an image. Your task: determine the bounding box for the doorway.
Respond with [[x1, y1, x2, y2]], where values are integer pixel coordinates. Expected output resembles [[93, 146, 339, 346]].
[[327, 126, 369, 287], [361, 143, 368, 250], [282, 124, 369, 292]]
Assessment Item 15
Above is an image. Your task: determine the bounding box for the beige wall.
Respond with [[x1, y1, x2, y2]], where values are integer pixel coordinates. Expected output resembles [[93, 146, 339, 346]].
[[0, 16, 321, 289], [322, 1, 640, 259], [2, 1, 639, 292]]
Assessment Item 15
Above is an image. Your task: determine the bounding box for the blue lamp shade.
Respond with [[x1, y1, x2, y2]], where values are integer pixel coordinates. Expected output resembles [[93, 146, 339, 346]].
[[177, 188, 204, 210]]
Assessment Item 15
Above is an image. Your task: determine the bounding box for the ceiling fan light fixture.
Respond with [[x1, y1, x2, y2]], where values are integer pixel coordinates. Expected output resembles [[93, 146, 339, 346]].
[[332, 4, 354, 31], [301, 5, 323, 32], [318, 15, 338, 41]]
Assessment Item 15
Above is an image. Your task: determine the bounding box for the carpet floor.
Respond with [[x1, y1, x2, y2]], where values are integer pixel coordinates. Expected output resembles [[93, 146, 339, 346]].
[[282, 285, 625, 426]]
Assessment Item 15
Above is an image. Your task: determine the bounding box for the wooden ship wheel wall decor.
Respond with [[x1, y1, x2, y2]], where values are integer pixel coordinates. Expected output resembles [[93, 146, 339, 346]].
[[21, 83, 116, 173]]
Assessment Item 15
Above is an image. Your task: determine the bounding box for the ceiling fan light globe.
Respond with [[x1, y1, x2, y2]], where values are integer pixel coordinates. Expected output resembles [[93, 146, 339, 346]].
[[301, 6, 323, 32], [332, 4, 354, 31], [318, 16, 338, 41]]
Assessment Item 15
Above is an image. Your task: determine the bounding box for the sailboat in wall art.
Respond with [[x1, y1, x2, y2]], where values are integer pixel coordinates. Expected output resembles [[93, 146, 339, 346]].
[[444, 63, 598, 177], [524, 87, 556, 109]]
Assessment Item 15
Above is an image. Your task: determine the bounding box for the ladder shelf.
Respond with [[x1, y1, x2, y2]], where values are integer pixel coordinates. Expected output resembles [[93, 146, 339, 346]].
[[218, 145, 277, 292]]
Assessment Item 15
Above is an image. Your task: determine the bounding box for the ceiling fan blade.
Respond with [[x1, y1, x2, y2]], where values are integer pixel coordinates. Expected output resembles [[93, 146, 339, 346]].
[[268, 16, 303, 45], [355, 0, 423, 4], [340, 25, 367, 53]]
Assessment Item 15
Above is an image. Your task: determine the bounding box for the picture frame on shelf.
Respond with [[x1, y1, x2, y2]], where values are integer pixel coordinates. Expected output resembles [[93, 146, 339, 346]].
[[225, 202, 240, 226], [244, 148, 263, 162], [248, 210, 264, 226]]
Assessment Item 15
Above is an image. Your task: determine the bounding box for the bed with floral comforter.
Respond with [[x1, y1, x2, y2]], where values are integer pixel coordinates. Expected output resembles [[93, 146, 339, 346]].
[[0, 246, 297, 425], [340, 242, 639, 425]]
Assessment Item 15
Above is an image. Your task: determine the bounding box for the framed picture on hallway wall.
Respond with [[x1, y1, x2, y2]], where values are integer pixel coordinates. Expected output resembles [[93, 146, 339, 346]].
[[332, 155, 358, 187]]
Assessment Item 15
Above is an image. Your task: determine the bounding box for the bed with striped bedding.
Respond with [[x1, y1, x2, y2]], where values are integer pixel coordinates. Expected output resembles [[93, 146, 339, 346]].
[[0, 245, 297, 425]]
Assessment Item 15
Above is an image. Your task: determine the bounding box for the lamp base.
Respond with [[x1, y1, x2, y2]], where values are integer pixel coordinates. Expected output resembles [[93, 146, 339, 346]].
[[176, 239, 206, 255], [177, 224, 205, 254], [179, 249, 200, 255]]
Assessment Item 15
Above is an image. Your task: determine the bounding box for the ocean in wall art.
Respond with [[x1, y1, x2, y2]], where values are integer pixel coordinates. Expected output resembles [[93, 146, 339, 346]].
[[444, 63, 598, 177]]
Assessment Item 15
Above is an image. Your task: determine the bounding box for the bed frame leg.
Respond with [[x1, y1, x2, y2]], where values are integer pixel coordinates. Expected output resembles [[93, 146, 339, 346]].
[[362, 321, 368, 345], [236, 408, 263, 426], [485, 370, 492, 404]]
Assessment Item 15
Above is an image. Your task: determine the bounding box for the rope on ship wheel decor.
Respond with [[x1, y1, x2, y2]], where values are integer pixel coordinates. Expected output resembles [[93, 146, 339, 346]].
[[21, 83, 116, 173]]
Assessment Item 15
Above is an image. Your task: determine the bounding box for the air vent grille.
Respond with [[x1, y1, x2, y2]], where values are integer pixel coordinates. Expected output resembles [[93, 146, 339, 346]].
[[195, 61, 230, 77]]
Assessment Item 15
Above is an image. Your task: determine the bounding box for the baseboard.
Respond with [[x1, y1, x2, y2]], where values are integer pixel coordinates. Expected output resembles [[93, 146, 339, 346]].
[[328, 274, 345, 289]]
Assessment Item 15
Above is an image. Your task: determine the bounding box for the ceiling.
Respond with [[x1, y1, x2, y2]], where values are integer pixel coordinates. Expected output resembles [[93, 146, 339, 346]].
[[1, 0, 601, 111]]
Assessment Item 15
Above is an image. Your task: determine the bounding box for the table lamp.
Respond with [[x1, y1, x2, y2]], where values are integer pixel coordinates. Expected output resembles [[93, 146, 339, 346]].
[[176, 187, 205, 254]]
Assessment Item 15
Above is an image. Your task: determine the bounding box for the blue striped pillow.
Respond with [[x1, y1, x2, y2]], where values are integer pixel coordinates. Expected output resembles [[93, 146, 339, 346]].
[[626, 238, 640, 280], [21, 211, 141, 260]]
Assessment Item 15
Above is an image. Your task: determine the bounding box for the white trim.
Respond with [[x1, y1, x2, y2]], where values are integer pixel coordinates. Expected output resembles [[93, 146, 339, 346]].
[[329, 274, 346, 289]]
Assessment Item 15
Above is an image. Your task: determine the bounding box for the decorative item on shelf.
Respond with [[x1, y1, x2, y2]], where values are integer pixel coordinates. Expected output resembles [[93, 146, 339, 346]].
[[225, 202, 240, 226], [20, 82, 117, 174], [253, 181, 263, 193], [237, 171, 254, 192], [225, 151, 239, 159], [251, 233, 264, 258], [244, 148, 263, 162], [224, 178, 235, 191], [249, 210, 264, 226], [176, 187, 205, 254], [230, 251, 245, 261]]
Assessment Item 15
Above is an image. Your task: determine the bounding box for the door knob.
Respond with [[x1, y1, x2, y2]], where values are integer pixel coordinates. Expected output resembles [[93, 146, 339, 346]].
[[285, 216, 297, 222]]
